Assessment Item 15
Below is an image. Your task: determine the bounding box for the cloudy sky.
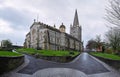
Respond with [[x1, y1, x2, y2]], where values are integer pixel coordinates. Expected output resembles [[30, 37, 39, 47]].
[[0, 0, 109, 46]]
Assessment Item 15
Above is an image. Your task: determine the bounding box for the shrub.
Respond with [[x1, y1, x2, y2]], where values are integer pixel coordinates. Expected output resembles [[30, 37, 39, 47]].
[[118, 48, 120, 52], [0, 51, 23, 57], [0, 47, 12, 51], [69, 51, 74, 55], [115, 48, 120, 56], [105, 48, 113, 54]]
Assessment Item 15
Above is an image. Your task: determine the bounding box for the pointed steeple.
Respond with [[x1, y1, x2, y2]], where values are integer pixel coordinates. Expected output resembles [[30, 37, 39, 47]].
[[73, 9, 79, 26]]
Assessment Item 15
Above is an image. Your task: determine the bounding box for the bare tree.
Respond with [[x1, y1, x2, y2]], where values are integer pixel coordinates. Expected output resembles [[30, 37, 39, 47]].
[[95, 35, 103, 50], [86, 39, 97, 50], [105, 27, 120, 53], [95, 35, 101, 43], [86, 35, 104, 51], [105, 0, 120, 27]]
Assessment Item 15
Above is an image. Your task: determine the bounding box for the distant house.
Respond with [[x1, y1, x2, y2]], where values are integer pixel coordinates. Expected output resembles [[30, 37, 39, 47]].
[[1, 40, 4, 47], [0, 41, 1, 47]]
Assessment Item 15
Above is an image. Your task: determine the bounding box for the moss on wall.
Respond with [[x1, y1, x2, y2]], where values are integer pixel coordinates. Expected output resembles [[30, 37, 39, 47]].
[[0, 56, 24, 74]]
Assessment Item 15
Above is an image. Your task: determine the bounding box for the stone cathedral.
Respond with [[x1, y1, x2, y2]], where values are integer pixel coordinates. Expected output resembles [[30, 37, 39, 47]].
[[24, 10, 82, 51]]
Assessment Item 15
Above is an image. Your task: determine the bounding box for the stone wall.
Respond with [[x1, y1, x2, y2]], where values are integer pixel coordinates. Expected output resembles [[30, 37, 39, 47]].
[[0, 56, 24, 74], [92, 55, 120, 69], [35, 54, 79, 63]]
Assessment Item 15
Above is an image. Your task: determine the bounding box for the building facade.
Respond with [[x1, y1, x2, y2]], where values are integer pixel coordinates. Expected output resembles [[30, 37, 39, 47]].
[[24, 10, 82, 51]]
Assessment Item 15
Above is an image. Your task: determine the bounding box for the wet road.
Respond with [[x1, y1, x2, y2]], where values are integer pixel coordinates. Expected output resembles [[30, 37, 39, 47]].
[[18, 52, 109, 75]]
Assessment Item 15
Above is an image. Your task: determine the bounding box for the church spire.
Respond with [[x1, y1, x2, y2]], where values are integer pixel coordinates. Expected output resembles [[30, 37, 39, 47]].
[[73, 9, 79, 26]]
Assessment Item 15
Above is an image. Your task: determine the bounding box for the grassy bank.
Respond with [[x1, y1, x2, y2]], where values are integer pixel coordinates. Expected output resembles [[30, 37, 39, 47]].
[[17, 48, 80, 57], [90, 52, 120, 60], [0, 51, 23, 57]]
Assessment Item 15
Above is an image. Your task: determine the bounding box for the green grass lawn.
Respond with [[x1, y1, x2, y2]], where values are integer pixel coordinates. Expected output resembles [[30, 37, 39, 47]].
[[0, 51, 23, 57], [17, 48, 80, 57], [17, 48, 37, 55], [90, 52, 120, 60]]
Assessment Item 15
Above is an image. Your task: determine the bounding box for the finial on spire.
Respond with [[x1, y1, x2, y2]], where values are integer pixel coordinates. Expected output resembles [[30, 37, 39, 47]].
[[34, 19, 36, 22], [75, 9, 77, 12], [37, 14, 39, 22], [70, 24, 72, 27], [54, 24, 56, 28]]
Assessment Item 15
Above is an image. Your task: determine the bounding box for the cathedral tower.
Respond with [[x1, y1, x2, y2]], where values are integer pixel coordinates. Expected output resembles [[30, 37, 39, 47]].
[[70, 10, 82, 42]]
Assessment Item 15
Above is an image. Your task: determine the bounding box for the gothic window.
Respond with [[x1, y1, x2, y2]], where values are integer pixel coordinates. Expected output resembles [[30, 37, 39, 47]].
[[56, 38, 59, 44], [43, 35, 45, 39], [57, 38, 59, 44], [41, 35, 43, 40], [73, 31, 75, 33], [50, 37, 52, 42], [39, 33, 41, 40], [41, 31, 43, 34], [53, 38, 55, 42], [32, 29, 36, 35]]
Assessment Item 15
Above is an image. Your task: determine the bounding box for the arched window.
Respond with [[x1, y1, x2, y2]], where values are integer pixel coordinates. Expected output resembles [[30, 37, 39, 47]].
[[32, 29, 36, 35]]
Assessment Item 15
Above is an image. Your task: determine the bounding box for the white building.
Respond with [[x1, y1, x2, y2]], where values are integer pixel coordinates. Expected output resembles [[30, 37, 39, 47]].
[[24, 10, 82, 51]]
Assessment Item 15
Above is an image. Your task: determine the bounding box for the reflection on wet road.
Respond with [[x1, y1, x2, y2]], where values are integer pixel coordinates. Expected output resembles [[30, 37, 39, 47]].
[[18, 52, 109, 75]]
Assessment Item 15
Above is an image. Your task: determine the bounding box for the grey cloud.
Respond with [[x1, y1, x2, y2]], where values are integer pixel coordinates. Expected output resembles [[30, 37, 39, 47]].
[[0, 33, 25, 46], [0, 0, 108, 46], [0, 7, 32, 29]]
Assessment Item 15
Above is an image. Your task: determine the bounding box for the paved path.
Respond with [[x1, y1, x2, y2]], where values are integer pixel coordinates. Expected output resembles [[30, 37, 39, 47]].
[[1, 52, 120, 77], [18, 52, 109, 75]]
